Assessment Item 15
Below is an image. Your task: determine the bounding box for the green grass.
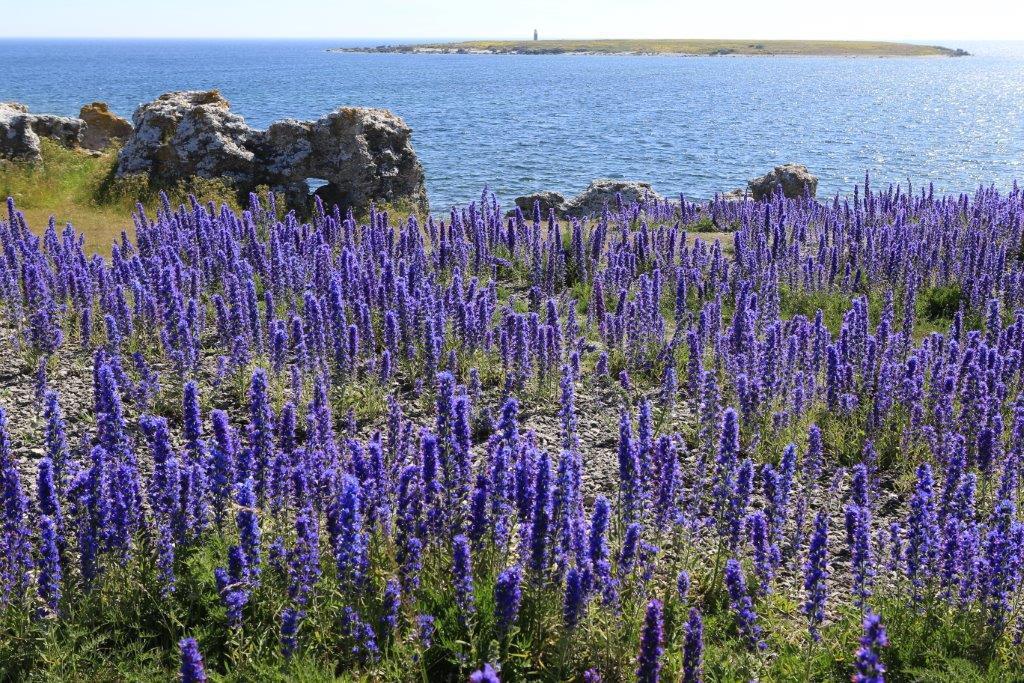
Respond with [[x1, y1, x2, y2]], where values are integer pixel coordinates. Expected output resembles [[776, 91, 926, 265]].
[[777, 282, 984, 344], [0, 141, 244, 255], [341, 39, 966, 57], [779, 287, 856, 331], [0, 141, 426, 257], [0, 141, 135, 255]]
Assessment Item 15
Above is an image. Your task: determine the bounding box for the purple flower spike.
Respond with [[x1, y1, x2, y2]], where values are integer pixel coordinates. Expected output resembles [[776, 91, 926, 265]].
[[636, 598, 664, 683], [469, 663, 501, 683], [853, 612, 888, 683], [179, 637, 207, 683]]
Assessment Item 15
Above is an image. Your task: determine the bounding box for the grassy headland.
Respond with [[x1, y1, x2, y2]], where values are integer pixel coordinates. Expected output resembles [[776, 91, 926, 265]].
[[333, 38, 968, 57]]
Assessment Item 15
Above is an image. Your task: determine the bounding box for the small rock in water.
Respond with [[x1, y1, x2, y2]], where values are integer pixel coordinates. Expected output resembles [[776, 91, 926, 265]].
[[565, 179, 664, 216], [747, 163, 817, 200], [513, 191, 568, 217]]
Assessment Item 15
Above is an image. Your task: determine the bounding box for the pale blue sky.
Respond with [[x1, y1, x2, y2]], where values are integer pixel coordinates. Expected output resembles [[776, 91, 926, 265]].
[[1, 0, 1021, 41]]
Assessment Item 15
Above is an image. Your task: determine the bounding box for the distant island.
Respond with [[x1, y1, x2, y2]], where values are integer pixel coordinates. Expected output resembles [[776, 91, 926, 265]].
[[331, 39, 968, 57]]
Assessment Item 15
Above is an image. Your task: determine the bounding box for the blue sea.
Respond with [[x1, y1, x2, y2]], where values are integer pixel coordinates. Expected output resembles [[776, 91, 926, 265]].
[[1, 39, 1022, 209]]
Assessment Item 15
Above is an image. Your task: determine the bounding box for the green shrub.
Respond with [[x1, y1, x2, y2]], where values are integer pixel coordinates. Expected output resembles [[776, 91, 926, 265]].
[[919, 283, 963, 321]]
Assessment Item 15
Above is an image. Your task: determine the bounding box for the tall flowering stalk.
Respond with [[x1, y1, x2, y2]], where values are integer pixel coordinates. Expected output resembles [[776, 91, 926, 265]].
[[452, 534, 475, 624], [494, 565, 522, 638], [281, 607, 303, 659], [179, 637, 207, 683], [847, 498, 873, 609], [724, 558, 764, 650], [682, 608, 704, 683], [36, 516, 62, 615], [712, 407, 739, 539], [330, 475, 368, 593], [636, 598, 664, 683], [42, 390, 69, 488], [853, 612, 888, 683], [906, 463, 938, 596], [0, 408, 32, 606], [563, 566, 587, 628], [246, 369, 274, 494], [235, 477, 261, 583], [803, 512, 829, 641]]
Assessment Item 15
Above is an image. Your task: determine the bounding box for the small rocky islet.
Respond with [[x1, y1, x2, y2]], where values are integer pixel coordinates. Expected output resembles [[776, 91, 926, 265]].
[[331, 38, 969, 58]]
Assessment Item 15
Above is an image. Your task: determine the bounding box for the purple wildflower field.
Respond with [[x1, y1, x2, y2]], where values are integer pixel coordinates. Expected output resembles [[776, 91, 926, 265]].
[[1, 180, 1023, 680]]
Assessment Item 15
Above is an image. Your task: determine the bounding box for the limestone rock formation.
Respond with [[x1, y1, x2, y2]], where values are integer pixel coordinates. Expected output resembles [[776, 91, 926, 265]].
[[259, 108, 427, 212], [79, 102, 133, 151], [564, 179, 664, 216], [747, 163, 817, 200], [115, 90, 427, 213], [116, 91, 256, 185], [513, 191, 568, 217], [512, 180, 664, 218], [0, 102, 84, 162], [0, 103, 35, 161]]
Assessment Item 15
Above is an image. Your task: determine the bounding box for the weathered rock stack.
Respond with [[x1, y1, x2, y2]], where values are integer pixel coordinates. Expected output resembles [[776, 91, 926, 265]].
[[116, 91, 255, 186], [115, 90, 428, 213], [0, 102, 84, 162]]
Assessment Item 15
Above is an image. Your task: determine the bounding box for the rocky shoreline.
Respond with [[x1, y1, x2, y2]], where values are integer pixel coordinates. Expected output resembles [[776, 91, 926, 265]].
[[512, 165, 818, 218], [2, 95, 819, 218]]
